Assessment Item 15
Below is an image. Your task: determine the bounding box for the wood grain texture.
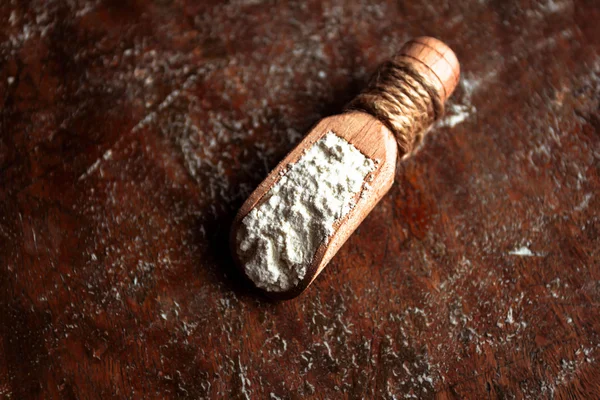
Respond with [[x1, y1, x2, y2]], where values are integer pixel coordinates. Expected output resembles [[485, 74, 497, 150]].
[[398, 37, 460, 102], [1, 0, 600, 399]]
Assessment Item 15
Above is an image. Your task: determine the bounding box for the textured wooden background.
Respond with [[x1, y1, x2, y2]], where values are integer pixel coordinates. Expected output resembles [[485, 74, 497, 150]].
[[1, 0, 600, 398]]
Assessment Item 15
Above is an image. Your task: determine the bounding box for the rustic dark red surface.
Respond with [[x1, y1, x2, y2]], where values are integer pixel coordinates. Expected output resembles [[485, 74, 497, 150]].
[[1, 0, 600, 398]]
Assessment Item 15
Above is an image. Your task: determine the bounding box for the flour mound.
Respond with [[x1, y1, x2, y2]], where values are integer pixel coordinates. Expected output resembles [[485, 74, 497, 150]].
[[237, 132, 374, 292]]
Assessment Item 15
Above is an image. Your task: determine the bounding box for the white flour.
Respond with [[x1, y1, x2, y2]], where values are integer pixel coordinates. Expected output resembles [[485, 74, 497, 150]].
[[237, 132, 375, 292]]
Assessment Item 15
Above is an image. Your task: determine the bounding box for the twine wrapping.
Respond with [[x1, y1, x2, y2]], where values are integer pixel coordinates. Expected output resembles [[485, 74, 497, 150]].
[[346, 57, 444, 157]]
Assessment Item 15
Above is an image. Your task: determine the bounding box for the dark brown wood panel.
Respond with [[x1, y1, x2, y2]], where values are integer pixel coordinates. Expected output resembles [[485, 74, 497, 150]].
[[1, 0, 599, 398]]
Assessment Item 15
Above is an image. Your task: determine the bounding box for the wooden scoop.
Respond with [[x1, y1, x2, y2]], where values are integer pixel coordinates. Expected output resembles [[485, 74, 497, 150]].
[[231, 37, 460, 300]]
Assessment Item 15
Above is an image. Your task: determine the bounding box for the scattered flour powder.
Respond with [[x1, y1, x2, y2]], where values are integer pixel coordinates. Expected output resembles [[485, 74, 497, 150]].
[[237, 132, 375, 292]]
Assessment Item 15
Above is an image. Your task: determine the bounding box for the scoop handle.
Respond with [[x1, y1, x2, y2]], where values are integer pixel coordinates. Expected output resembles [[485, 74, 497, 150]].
[[396, 36, 460, 103], [347, 37, 460, 155]]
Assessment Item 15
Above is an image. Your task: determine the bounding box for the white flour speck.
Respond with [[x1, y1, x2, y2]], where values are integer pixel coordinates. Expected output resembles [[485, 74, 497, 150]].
[[509, 246, 535, 256]]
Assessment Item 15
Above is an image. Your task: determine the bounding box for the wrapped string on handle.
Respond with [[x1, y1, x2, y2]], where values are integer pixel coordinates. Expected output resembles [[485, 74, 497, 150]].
[[347, 37, 459, 157]]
